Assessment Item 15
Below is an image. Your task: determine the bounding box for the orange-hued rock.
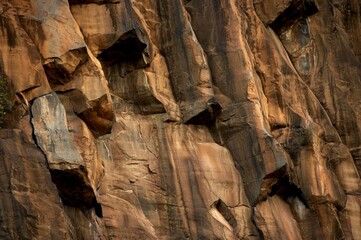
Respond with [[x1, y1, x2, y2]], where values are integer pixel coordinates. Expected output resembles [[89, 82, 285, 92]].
[[254, 195, 303, 240], [5, 0, 114, 136], [96, 112, 257, 239], [0, 2, 51, 101], [340, 195, 361, 239], [10, 0, 87, 82], [0, 0, 360, 239], [0, 124, 75, 239], [31, 92, 100, 209], [31, 93, 84, 170], [70, 2, 133, 57]]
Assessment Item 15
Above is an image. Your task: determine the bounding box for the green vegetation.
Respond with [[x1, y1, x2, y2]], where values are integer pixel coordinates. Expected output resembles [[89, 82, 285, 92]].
[[0, 72, 11, 126]]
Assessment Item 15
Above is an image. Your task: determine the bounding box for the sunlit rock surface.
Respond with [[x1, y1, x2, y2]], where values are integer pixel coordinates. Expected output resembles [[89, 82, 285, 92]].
[[0, 0, 360, 239]]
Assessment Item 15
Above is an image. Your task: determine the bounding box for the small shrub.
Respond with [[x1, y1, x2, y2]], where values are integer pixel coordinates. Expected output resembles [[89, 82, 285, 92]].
[[0, 72, 11, 126]]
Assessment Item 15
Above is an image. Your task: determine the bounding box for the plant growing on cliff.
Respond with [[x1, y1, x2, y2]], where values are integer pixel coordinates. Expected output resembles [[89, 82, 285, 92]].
[[0, 72, 11, 126]]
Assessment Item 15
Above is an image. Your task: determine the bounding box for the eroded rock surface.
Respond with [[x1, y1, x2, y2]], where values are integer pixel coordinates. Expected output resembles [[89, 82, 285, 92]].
[[0, 0, 360, 239]]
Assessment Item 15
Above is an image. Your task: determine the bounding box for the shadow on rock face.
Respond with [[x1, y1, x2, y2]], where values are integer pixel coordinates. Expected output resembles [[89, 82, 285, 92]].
[[186, 103, 221, 125], [270, 0, 318, 34], [50, 167, 103, 218], [98, 29, 148, 72]]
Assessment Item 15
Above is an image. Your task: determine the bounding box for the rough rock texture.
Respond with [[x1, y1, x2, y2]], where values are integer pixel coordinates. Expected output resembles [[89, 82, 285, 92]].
[[0, 0, 360, 239]]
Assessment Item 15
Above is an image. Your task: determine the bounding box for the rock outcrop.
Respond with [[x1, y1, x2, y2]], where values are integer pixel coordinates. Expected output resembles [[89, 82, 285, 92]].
[[0, 0, 360, 239]]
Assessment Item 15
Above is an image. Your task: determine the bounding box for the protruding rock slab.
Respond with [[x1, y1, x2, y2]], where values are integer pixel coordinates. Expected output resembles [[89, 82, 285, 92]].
[[109, 68, 165, 114], [9, 0, 115, 135], [31, 93, 84, 170], [66, 113, 104, 190], [31, 92, 98, 208], [70, 2, 134, 56], [12, 0, 88, 84], [0, 2, 51, 101]]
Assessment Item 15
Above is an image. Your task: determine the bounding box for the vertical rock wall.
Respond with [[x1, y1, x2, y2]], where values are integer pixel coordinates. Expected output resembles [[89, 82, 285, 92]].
[[0, 0, 360, 239]]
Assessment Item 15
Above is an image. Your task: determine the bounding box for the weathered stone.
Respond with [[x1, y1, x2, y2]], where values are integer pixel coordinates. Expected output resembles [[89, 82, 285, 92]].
[[64, 205, 107, 239], [70, 2, 134, 57], [0, 2, 51, 101], [31, 93, 99, 209], [255, 0, 318, 33], [110, 69, 165, 114], [66, 113, 104, 189], [6, 0, 115, 134], [31, 93, 84, 170], [11, 0, 88, 84], [340, 195, 361, 240], [0, 0, 360, 238], [95, 112, 258, 239], [255, 195, 303, 240], [277, 0, 361, 178], [0, 124, 75, 239]]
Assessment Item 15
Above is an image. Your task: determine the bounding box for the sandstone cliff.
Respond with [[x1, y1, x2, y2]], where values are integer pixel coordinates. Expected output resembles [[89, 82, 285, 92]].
[[0, 0, 360, 239]]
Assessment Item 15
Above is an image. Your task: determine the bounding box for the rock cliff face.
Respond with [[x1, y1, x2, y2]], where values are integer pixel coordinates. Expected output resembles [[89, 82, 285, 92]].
[[0, 0, 360, 239]]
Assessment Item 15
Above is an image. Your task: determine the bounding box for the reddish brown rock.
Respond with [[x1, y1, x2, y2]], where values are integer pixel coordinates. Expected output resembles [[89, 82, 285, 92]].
[[70, 2, 133, 57], [31, 92, 103, 213], [0, 0, 360, 239], [340, 195, 361, 239], [0, 1, 51, 101], [96, 112, 257, 239], [0, 122, 75, 239], [254, 195, 303, 240]]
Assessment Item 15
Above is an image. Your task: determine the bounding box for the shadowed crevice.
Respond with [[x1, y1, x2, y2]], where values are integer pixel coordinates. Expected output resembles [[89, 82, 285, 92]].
[[98, 29, 148, 71], [211, 199, 237, 230], [186, 103, 221, 125], [270, 0, 318, 34], [50, 168, 102, 218], [43, 47, 88, 86]]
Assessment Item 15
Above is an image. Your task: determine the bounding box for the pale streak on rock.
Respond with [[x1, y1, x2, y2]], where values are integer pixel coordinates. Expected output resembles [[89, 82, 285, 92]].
[[31, 92, 84, 170], [31, 93, 100, 211], [255, 195, 303, 240]]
